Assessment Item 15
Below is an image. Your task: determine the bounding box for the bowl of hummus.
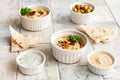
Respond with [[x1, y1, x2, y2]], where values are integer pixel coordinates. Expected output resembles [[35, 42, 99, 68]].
[[51, 30, 88, 63], [87, 50, 115, 75], [19, 4, 51, 31]]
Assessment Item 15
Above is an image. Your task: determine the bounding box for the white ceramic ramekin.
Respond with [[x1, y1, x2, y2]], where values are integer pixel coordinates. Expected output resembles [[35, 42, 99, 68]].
[[87, 50, 115, 75], [20, 4, 51, 31], [16, 50, 46, 75], [51, 30, 88, 64], [70, 3, 95, 25]]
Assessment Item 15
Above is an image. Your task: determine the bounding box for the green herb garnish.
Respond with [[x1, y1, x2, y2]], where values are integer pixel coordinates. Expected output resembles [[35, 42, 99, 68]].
[[69, 35, 81, 42], [20, 7, 32, 16]]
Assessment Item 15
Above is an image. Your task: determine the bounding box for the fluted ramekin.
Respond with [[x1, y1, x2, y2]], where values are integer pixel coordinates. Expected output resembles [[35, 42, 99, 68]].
[[70, 3, 95, 25], [51, 30, 88, 63], [16, 50, 46, 75], [87, 50, 115, 75], [19, 4, 51, 31]]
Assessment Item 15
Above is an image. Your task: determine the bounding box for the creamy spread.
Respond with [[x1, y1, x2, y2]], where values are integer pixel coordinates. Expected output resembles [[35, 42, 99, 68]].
[[90, 52, 113, 67], [19, 52, 43, 67], [54, 35, 84, 50], [24, 8, 48, 18]]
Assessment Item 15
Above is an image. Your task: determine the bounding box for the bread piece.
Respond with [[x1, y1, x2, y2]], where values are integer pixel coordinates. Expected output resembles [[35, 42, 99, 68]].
[[9, 25, 40, 52], [10, 26, 25, 44], [11, 37, 28, 52], [80, 25, 117, 43]]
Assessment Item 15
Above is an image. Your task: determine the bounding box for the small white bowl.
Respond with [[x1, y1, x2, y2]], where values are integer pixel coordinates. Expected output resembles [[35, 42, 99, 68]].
[[51, 30, 88, 63], [16, 50, 46, 75], [87, 50, 115, 75], [70, 3, 95, 25], [20, 4, 51, 31]]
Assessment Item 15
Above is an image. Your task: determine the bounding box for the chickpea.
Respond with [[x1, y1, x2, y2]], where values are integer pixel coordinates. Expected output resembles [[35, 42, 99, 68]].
[[75, 4, 78, 8], [75, 4, 81, 9], [77, 10, 81, 13], [84, 10, 87, 13], [80, 9, 84, 13], [86, 9, 92, 13], [88, 6, 93, 11], [84, 5, 89, 10], [73, 8, 78, 12], [72, 4, 93, 13], [78, 8, 81, 11], [80, 5, 84, 8]]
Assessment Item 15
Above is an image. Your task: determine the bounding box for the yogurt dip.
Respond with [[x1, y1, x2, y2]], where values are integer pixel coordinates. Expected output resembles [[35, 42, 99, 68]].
[[90, 52, 114, 67], [18, 52, 43, 67]]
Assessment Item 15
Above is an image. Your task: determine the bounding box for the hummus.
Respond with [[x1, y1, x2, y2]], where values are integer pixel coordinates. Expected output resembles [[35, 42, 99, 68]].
[[54, 35, 84, 50], [90, 52, 113, 67], [24, 8, 48, 18]]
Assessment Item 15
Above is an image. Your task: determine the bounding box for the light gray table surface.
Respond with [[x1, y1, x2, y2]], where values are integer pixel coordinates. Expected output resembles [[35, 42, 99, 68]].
[[0, 0, 120, 80]]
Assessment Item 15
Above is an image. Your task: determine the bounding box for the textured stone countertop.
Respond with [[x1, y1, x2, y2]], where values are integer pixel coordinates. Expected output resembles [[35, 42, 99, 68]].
[[0, 0, 120, 80]]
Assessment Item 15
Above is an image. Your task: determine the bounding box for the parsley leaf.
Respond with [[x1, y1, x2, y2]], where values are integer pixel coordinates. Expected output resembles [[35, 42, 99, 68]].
[[69, 35, 81, 42], [20, 7, 32, 16]]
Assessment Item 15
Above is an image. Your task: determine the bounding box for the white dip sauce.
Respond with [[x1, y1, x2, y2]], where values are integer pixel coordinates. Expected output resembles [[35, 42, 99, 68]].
[[19, 52, 43, 67]]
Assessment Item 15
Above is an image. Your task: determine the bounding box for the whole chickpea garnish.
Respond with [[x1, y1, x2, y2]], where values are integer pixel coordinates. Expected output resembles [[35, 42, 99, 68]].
[[72, 4, 93, 14]]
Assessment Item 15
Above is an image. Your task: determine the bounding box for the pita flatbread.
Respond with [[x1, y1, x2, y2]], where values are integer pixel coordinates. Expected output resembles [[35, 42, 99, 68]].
[[9, 25, 40, 52], [10, 26, 25, 44], [80, 25, 117, 43]]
